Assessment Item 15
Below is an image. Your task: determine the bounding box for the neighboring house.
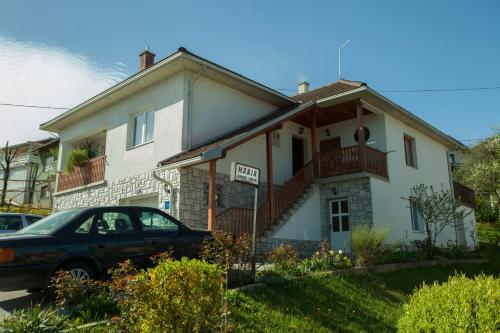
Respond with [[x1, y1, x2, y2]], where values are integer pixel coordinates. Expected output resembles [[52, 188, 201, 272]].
[[0, 138, 58, 209], [40, 47, 477, 254]]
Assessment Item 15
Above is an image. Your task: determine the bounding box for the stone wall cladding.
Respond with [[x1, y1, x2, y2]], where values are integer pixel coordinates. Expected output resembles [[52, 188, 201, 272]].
[[54, 169, 181, 218], [319, 177, 372, 243], [258, 237, 320, 258], [178, 167, 279, 230]]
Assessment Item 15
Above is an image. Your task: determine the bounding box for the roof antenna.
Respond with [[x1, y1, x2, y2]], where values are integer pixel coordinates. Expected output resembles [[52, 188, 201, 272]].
[[338, 38, 351, 80]]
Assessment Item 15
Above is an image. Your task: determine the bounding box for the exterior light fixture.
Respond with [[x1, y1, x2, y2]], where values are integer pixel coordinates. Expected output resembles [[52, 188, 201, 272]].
[[298, 126, 304, 135], [325, 128, 331, 137]]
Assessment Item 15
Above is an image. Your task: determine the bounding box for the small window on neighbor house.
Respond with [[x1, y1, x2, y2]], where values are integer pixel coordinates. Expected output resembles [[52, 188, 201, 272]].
[[410, 200, 425, 233], [43, 155, 54, 172], [133, 110, 155, 146], [404, 135, 417, 168], [40, 185, 49, 198], [449, 154, 456, 164]]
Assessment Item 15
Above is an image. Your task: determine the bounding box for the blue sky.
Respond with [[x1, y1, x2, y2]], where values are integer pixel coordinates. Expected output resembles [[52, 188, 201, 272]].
[[0, 0, 499, 144]]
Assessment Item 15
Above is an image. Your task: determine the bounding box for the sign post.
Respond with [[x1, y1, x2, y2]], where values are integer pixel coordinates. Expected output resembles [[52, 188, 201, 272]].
[[230, 162, 260, 278]]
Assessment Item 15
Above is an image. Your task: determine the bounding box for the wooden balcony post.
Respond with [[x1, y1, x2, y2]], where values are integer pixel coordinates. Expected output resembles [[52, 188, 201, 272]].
[[310, 108, 318, 175], [356, 101, 367, 171], [208, 160, 217, 230], [266, 131, 274, 220]]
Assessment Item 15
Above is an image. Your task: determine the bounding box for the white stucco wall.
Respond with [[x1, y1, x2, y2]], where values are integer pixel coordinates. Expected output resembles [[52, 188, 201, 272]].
[[197, 120, 312, 185], [58, 71, 186, 182], [272, 185, 322, 241], [191, 75, 277, 147], [370, 114, 457, 246], [317, 113, 387, 151]]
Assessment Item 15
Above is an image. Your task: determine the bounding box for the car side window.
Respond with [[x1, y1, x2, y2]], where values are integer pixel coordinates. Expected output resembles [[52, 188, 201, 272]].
[[139, 211, 179, 232], [75, 216, 94, 234], [97, 211, 135, 235], [0, 216, 22, 230], [25, 216, 42, 225]]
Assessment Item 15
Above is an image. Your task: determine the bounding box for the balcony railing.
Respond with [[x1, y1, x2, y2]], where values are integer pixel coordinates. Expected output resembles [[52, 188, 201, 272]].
[[453, 181, 475, 208], [57, 155, 106, 192], [319, 145, 388, 179]]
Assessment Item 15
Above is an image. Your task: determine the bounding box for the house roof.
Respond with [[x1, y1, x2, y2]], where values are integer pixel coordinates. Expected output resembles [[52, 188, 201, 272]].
[[40, 47, 295, 132], [158, 79, 465, 168], [292, 80, 366, 103]]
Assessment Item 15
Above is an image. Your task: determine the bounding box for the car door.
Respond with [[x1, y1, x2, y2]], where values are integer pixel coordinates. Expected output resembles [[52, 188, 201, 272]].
[[89, 208, 147, 269], [136, 208, 200, 260]]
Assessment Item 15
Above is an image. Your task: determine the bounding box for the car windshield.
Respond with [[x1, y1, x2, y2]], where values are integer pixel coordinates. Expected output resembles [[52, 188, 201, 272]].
[[17, 209, 83, 235]]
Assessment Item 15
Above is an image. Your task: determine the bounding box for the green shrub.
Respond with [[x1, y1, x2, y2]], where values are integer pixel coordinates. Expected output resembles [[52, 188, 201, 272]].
[[0, 305, 71, 333], [0, 206, 51, 216], [268, 243, 299, 276], [351, 225, 389, 268], [298, 240, 351, 274], [113, 257, 224, 333], [65, 148, 89, 173], [51, 270, 118, 322], [398, 274, 500, 333]]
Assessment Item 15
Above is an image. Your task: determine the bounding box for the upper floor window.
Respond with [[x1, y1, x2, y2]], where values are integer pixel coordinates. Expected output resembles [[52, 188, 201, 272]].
[[133, 110, 155, 147], [404, 135, 417, 168], [42, 155, 54, 172]]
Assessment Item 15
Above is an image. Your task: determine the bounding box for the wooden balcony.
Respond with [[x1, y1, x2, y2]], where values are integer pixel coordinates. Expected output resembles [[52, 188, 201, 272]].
[[319, 145, 388, 179], [57, 156, 106, 192], [453, 181, 475, 208]]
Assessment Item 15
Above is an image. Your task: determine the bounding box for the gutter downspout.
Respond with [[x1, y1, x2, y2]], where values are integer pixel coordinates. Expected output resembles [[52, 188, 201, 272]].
[[152, 168, 176, 217], [186, 65, 207, 150]]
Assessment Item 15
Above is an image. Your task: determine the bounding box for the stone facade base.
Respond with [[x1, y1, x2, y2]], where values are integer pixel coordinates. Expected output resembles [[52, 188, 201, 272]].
[[258, 237, 321, 258]]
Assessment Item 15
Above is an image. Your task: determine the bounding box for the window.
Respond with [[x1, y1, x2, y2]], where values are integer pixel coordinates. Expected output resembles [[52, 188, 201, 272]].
[[410, 200, 425, 233], [404, 135, 417, 168], [96, 211, 135, 235], [330, 199, 349, 232], [138, 211, 179, 232], [25, 215, 42, 225], [75, 216, 94, 234], [0, 215, 22, 231], [40, 185, 49, 198], [132, 110, 155, 146], [43, 155, 54, 172]]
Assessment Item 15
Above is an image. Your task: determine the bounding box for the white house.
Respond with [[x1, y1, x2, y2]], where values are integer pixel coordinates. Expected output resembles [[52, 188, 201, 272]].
[[40, 47, 477, 255]]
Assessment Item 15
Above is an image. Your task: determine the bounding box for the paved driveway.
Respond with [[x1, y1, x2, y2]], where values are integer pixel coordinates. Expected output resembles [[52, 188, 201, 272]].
[[0, 290, 49, 320]]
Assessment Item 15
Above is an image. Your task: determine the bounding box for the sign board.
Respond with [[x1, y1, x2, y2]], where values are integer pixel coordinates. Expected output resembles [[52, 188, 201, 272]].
[[164, 200, 170, 210], [230, 162, 260, 187]]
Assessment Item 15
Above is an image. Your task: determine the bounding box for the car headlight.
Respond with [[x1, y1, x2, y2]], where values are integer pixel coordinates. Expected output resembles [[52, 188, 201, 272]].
[[0, 248, 15, 263]]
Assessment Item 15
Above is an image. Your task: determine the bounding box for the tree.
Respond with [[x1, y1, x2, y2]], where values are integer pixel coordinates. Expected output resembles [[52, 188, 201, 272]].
[[410, 184, 467, 247], [0, 141, 19, 206], [455, 130, 500, 220]]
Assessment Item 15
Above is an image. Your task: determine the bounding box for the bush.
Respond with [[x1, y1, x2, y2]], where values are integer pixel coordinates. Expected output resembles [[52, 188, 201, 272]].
[[268, 243, 299, 276], [51, 270, 118, 322], [398, 274, 500, 333], [0, 205, 51, 216], [201, 230, 252, 273], [65, 148, 89, 173], [0, 305, 71, 333], [112, 257, 224, 333], [351, 225, 389, 268], [298, 240, 351, 274]]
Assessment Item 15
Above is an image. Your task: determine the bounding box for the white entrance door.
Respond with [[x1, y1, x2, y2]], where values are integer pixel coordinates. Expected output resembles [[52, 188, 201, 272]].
[[329, 199, 351, 252]]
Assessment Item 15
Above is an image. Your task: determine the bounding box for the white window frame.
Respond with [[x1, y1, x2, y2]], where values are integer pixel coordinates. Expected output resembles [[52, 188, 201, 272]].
[[329, 198, 349, 232], [130, 109, 156, 148], [410, 199, 425, 233], [404, 134, 418, 168]]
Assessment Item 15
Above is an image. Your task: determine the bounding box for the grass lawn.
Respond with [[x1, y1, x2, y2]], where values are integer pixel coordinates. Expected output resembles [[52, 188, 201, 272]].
[[229, 257, 500, 332], [476, 221, 500, 244]]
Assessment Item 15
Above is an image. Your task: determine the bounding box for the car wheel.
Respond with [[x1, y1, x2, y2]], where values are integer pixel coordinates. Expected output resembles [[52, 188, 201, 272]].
[[61, 261, 96, 281]]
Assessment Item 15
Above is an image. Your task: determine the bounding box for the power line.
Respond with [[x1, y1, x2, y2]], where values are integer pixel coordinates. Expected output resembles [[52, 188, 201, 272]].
[[0, 103, 69, 110]]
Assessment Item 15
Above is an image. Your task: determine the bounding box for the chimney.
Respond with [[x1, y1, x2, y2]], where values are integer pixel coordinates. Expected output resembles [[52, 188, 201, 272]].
[[139, 47, 155, 71], [298, 81, 310, 94]]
